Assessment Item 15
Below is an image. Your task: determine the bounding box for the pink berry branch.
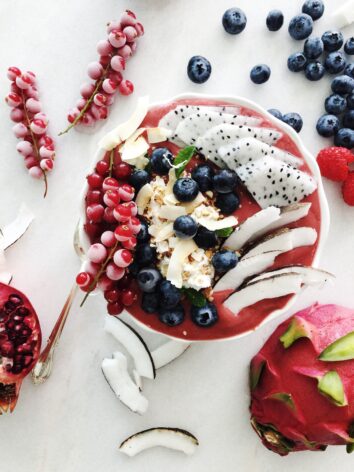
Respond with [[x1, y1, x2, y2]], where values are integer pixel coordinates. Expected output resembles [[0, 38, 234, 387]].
[[5, 67, 55, 198], [59, 10, 144, 135]]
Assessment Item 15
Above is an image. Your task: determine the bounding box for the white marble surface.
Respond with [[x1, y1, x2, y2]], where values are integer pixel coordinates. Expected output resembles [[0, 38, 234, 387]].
[[0, 0, 354, 471]]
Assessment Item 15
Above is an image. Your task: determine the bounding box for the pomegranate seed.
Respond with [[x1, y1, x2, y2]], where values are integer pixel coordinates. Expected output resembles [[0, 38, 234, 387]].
[[114, 162, 132, 180], [114, 224, 133, 241], [122, 236, 137, 249], [103, 189, 120, 208], [121, 289, 137, 306], [118, 183, 134, 201], [86, 203, 104, 223], [7, 66, 21, 81], [103, 177, 119, 191], [103, 207, 116, 223], [106, 263, 125, 281], [119, 80, 134, 96], [127, 216, 141, 233], [113, 248, 133, 268], [104, 289, 120, 303], [87, 173, 103, 189], [108, 30, 126, 48], [86, 190, 102, 204], [87, 61, 104, 80], [101, 230, 116, 247], [107, 300, 124, 316], [0, 340, 15, 357], [113, 203, 132, 222], [110, 55, 126, 72], [87, 243, 107, 263]]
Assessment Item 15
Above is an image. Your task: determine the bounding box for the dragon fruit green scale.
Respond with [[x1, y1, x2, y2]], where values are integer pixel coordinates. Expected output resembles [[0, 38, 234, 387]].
[[250, 304, 354, 455]]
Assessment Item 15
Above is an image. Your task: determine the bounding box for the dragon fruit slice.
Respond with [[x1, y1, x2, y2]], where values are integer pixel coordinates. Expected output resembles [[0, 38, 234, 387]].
[[236, 156, 317, 208], [250, 304, 354, 455], [196, 124, 282, 167], [219, 137, 302, 169]]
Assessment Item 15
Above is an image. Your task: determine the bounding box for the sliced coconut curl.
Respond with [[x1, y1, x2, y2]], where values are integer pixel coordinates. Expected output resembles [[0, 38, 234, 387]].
[[102, 353, 148, 415], [104, 315, 156, 380], [119, 427, 199, 457], [151, 340, 191, 369], [249, 266, 334, 286]]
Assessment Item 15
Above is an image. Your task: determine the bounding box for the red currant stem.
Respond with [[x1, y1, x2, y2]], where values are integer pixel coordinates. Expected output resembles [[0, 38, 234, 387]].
[[80, 239, 119, 307], [58, 62, 111, 136], [21, 90, 48, 198], [108, 148, 115, 177]]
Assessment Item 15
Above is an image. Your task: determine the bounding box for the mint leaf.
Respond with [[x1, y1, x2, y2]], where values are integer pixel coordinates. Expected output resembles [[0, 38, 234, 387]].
[[182, 287, 207, 307], [174, 146, 196, 178], [216, 227, 234, 238]]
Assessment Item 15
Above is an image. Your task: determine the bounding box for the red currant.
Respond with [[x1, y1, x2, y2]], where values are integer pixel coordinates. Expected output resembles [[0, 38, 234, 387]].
[[122, 236, 137, 250], [124, 201, 137, 216], [104, 289, 120, 303], [118, 183, 135, 201], [86, 203, 104, 223], [87, 173, 103, 189], [101, 231, 116, 247], [114, 224, 133, 241], [113, 248, 133, 268], [87, 243, 107, 263], [119, 80, 134, 96], [121, 289, 137, 307], [84, 222, 100, 239], [107, 300, 124, 316], [116, 274, 133, 289], [127, 216, 141, 234], [86, 190, 102, 204], [114, 162, 132, 180], [103, 189, 120, 208], [76, 272, 93, 288], [106, 263, 125, 281], [102, 177, 119, 192], [113, 203, 132, 222], [96, 160, 109, 176], [103, 207, 116, 223], [98, 275, 115, 292]]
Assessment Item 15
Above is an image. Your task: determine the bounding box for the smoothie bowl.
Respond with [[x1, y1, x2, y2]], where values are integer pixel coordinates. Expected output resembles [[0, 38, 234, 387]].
[[76, 94, 330, 342]]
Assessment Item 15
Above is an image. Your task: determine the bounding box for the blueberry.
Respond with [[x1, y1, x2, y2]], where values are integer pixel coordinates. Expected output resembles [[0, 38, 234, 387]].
[[173, 215, 198, 239], [212, 250, 238, 273], [325, 94, 347, 115], [343, 110, 354, 129], [268, 109, 283, 120], [347, 93, 354, 109], [129, 169, 150, 193], [158, 280, 181, 308], [150, 147, 174, 175], [137, 268, 162, 293], [136, 218, 151, 244], [345, 63, 354, 79], [331, 75, 354, 94], [324, 52, 346, 74], [282, 113, 303, 133], [305, 61, 325, 81], [191, 303, 218, 327], [134, 244, 156, 266], [250, 64, 271, 84], [215, 192, 240, 214], [159, 305, 185, 327], [302, 0, 324, 20], [173, 177, 199, 202], [303, 37, 323, 60], [334, 128, 354, 149], [222, 8, 247, 35], [187, 56, 212, 84], [191, 164, 214, 192], [316, 114, 340, 137], [344, 37, 354, 55], [128, 260, 140, 277], [287, 52, 307, 72], [266, 10, 284, 32], [288, 14, 313, 40], [212, 169, 237, 193], [193, 226, 218, 249], [322, 31, 344, 52], [141, 292, 159, 313]]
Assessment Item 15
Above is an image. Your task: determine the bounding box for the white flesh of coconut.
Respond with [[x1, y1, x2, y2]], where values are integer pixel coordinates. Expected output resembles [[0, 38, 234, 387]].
[[223, 273, 303, 314], [119, 428, 199, 457], [147, 127, 172, 143], [213, 250, 282, 292], [133, 369, 143, 391], [265, 203, 311, 233], [151, 340, 191, 369], [102, 354, 148, 415], [120, 136, 150, 162], [249, 266, 334, 286], [197, 215, 238, 231], [0, 204, 34, 251], [158, 205, 187, 220], [136, 183, 153, 215], [104, 315, 156, 379]]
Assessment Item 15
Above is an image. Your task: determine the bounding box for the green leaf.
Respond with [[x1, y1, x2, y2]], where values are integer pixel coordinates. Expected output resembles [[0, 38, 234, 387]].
[[319, 331, 354, 362], [174, 146, 196, 178], [182, 287, 207, 307], [317, 371, 347, 407], [215, 227, 234, 238]]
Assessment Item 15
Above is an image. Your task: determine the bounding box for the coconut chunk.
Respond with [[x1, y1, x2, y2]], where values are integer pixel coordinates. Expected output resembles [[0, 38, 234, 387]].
[[119, 427, 199, 457], [147, 127, 172, 143], [151, 340, 191, 369], [248, 266, 334, 286], [120, 136, 149, 162], [197, 215, 238, 231], [0, 204, 34, 251], [265, 203, 311, 233]]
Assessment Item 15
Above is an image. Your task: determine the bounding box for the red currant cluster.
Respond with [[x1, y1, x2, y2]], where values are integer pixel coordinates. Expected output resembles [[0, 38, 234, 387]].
[[76, 154, 140, 315], [61, 10, 144, 134], [5, 67, 55, 196]]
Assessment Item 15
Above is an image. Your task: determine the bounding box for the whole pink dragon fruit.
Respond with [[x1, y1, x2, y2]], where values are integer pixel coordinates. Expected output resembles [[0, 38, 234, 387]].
[[250, 303, 354, 455]]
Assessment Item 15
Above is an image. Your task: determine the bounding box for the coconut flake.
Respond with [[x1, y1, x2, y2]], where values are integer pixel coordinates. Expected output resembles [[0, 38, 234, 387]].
[[136, 183, 153, 215], [120, 136, 150, 162], [119, 427, 199, 457], [147, 127, 172, 144], [167, 239, 198, 288], [197, 215, 238, 231], [249, 266, 334, 287], [265, 203, 311, 233], [151, 340, 191, 369]]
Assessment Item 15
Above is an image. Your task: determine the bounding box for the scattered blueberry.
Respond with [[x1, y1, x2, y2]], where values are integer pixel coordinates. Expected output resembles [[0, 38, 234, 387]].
[[344, 37, 354, 55], [305, 61, 325, 81], [191, 302, 218, 327], [159, 305, 185, 327], [141, 292, 159, 313], [303, 37, 323, 60], [345, 63, 354, 79], [282, 112, 303, 133], [212, 169, 237, 193], [187, 56, 212, 84], [268, 108, 283, 120], [324, 51, 346, 74], [266, 10, 284, 31], [150, 147, 174, 175], [250, 64, 271, 84], [137, 268, 162, 293], [222, 7, 247, 35], [173, 215, 198, 239], [343, 110, 354, 129], [215, 192, 240, 214], [193, 226, 218, 249], [321, 31, 344, 52], [316, 114, 340, 137], [334, 128, 354, 149], [287, 52, 307, 72], [212, 250, 238, 273], [136, 217, 150, 244], [158, 280, 181, 308], [134, 244, 157, 266], [325, 94, 347, 115], [173, 177, 199, 202], [129, 169, 150, 192], [347, 93, 354, 109], [191, 164, 214, 192], [128, 260, 140, 277], [302, 0, 324, 20], [331, 75, 354, 94], [288, 14, 313, 40]]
